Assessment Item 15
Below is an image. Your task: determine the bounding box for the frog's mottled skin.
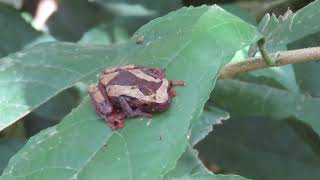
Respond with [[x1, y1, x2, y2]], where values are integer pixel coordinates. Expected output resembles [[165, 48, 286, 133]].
[[88, 64, 184, 129]]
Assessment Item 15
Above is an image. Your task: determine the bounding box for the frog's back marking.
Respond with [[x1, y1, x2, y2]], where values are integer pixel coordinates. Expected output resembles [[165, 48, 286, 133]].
[[107, 79, 169, 103], [103, 64, 136, 74], [100, 68, 170, 103], [102, 69, 164, 94], [100, 72, 119, 85], [128, 69, 162, 82]]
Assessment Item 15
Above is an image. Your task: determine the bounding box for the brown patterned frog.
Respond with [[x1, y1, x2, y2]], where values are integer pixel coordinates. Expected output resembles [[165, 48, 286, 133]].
[[88, 64, 184, 129]]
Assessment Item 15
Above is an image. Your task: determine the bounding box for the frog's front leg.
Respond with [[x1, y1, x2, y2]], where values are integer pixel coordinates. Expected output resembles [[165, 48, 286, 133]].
[[118, 96, 152, 118], [106, 113, 125, 129]]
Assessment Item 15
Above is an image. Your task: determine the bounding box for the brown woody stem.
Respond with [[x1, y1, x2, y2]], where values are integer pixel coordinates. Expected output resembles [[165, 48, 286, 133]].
[[219, 47, 320, 79]]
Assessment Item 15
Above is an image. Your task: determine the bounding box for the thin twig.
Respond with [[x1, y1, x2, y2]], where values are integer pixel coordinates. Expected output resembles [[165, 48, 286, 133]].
[[219, 47, 320, 79]]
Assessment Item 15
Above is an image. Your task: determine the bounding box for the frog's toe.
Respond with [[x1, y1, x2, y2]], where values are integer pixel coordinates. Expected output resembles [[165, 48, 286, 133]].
[[106, 113, 126, 129]]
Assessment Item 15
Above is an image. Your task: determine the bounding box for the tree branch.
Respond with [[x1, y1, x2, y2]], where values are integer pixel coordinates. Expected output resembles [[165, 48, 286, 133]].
[[219, 47, 320, 79]]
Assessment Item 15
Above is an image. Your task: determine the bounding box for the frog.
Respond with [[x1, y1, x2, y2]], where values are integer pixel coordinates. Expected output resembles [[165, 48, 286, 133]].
[[88, 64, 184, 130]]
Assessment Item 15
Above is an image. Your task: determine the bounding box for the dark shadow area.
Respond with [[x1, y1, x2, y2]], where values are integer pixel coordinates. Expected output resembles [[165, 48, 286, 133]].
[[196, 115, 320, 180]]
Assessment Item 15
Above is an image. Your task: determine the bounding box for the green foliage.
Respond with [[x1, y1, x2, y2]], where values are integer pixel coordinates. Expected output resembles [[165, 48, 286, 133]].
[[171, 175, 249, 180], [208, 79, 320, 179], [0, 3, 40, 58], [289, 32, 320, 97], [1, 5, 259, 180], [252, 0, 320, 53], [47, 0, 182, 42], [165, 146, 248, 180], [189, 104, 229, 146], [196, 116, 320, 180], [0, 42, 121, 131], [46, 0, 103, 41], [165, 146, 210, 179], [0, 139, 25, 174], [95, 0, 182, 16], [1, 0, 320, 180], [221, 4, 256, 25], [244, 0, 320, 94], [213, 80, 320, 135]]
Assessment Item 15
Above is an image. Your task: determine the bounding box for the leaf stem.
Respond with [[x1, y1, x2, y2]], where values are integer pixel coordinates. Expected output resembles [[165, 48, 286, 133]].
[[219, 46, 320, 79], [257, 38, 274, 66]]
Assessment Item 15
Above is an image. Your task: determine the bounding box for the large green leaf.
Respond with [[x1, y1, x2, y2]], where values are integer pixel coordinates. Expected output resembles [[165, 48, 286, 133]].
[[212, 80, 320, 136], [0, 42, 125, 131], [1, 5, 260, 180], [0, 3, 40, 58], [196, 116, 320, 180]]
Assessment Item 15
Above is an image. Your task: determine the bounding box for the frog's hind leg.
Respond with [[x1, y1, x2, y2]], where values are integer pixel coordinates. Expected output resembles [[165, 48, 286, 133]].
[[118, 96, 152, 118], [88, 85, 113, 116], [89, 84, 120, 129]]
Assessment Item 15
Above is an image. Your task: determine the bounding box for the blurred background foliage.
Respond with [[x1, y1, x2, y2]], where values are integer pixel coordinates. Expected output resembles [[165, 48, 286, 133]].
[[1, 0, 320, 180]]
